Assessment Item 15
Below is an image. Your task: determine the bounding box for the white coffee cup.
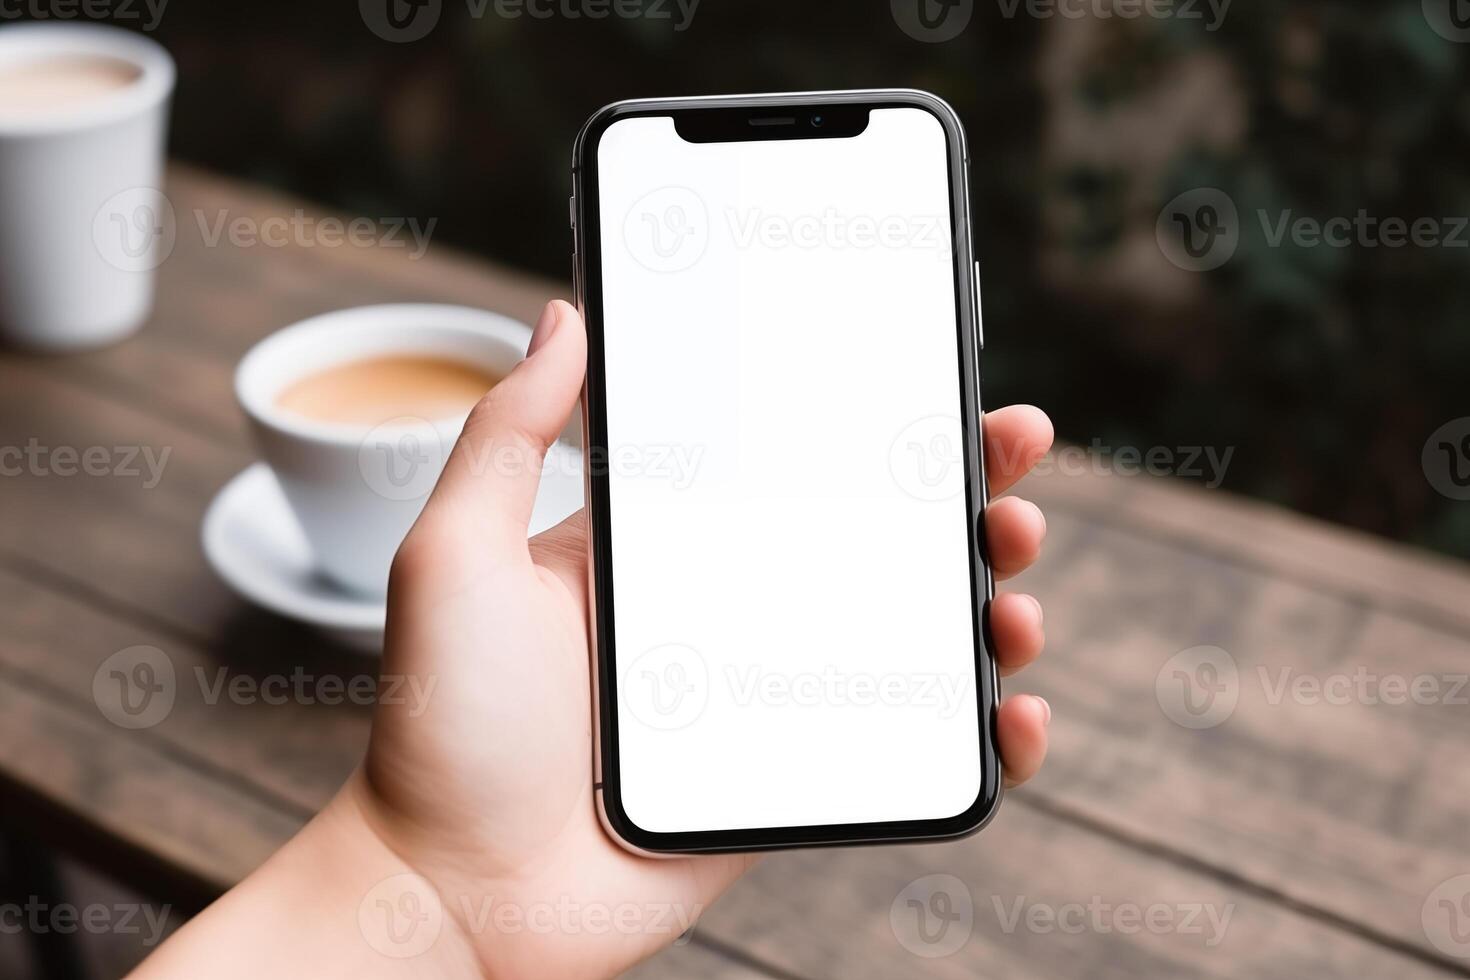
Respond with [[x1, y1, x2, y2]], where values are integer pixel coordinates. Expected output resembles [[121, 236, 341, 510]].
[[237, 304, 550, 597], [0, 23, 174, 350]]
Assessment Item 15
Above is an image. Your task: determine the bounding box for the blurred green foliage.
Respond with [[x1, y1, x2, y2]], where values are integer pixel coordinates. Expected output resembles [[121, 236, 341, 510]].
[[71, 0, 1470, 558]]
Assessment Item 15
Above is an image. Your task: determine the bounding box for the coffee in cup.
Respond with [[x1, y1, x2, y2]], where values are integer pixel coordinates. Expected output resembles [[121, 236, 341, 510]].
[[236, 304, 563, 598], [0, 55, 141, 118], [0, 24, 175, 350], [274, 355, 502, 428]]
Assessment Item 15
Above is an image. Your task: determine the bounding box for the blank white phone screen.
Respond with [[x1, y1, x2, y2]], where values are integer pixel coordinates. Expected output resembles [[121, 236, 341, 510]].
[[598, 107, 981, 833]]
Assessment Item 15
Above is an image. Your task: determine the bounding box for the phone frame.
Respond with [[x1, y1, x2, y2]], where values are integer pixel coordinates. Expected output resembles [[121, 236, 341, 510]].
[[571, 89, 999, 854]]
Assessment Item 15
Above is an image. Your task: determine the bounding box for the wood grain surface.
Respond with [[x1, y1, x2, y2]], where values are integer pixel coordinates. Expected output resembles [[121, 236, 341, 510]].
[[1, 165, 1467, 978]]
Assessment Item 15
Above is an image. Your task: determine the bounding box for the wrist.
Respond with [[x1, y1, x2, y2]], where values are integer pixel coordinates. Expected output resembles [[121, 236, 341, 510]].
[[138, 769, 485, 980]]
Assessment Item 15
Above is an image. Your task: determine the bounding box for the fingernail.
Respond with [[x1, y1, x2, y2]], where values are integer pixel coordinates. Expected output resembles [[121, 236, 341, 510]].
[[527, 302, 560, 357], [1033, 501, 1047, 540], [1024, 593, 1044, 628], [1035, 696, 1052, 726]]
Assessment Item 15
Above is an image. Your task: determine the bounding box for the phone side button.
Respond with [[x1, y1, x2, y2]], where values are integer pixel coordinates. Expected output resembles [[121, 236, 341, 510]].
[[569, 194, 577, 230], [973, 260, 984, 350]]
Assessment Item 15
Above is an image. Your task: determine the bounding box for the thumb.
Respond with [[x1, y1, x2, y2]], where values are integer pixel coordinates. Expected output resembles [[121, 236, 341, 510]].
[[423, 300, 586, 550]]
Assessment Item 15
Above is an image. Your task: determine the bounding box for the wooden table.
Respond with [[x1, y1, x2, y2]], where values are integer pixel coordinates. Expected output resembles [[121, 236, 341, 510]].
[[3, 166, 1470, 979]]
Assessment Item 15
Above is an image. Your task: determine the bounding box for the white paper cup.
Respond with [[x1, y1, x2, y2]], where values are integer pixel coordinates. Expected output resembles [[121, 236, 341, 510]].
[[0, 23, 174, 350], [236, 304, 536, 598]]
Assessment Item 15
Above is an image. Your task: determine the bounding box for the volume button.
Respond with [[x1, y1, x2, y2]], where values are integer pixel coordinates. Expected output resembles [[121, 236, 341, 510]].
[[569, 194, 577, 230], [973, 260, 984, 350]]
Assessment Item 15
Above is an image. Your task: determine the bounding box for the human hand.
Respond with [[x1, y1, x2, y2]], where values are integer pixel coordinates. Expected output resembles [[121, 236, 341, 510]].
[[139, 299, 1054, 980], [352, 299, 1055, 977]]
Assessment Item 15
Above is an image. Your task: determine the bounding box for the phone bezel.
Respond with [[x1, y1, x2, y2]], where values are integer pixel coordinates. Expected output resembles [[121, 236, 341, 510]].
[[572, 89, 1000, 854]]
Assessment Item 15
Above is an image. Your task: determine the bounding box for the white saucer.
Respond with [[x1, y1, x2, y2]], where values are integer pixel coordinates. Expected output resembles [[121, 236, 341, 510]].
[[202, 447, 585, 654]]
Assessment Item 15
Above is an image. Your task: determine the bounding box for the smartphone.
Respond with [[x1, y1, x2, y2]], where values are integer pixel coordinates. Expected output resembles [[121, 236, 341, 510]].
[[571, 90, 997, 854]]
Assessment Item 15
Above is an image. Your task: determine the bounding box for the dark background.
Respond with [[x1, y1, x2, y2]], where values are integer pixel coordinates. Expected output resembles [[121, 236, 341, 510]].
[[34, 0, 1470, 559]]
